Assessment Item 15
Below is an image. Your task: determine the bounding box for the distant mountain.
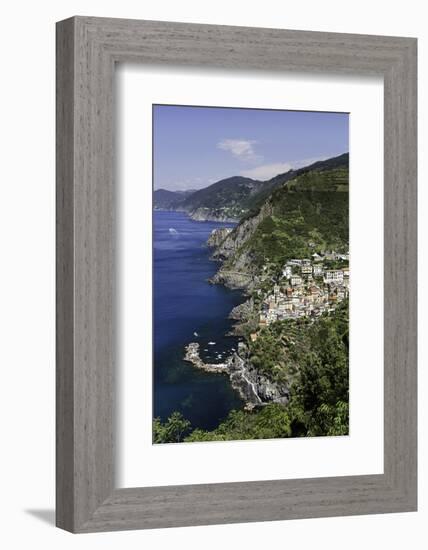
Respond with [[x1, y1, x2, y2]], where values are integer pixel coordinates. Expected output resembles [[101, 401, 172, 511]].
[[153, 188, 196, 210], [177, 176, 265, 221]]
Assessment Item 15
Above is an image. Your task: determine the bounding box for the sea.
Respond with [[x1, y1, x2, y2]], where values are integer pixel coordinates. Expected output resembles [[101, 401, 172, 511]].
[[153, 210, 245, 431]]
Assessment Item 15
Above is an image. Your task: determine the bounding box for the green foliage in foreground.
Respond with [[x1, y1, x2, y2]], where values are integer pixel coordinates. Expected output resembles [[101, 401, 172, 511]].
[[153, 411, 191, 443], [153, 302, 349, 443], [185, 404, 293, 442]]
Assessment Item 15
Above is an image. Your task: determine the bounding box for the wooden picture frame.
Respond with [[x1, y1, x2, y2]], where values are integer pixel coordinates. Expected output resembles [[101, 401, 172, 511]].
[[56, 16, 417, 533]]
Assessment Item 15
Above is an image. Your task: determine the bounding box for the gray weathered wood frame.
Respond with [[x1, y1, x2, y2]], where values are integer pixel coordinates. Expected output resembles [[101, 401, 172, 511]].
[[56, 16, 417, 533]]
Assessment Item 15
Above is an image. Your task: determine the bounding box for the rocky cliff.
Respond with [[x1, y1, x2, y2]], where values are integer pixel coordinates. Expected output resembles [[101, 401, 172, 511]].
[[228, 298, 254, 321], [228, 350, 289, 409], [207, 227, 233, 248], [212, 202, 273, 261], [184, 342, 289, 409], [208, 201, 273, 290]]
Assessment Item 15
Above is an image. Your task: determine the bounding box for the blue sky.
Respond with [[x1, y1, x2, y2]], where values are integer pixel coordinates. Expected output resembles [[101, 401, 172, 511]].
[[153, 105, 349, 191]]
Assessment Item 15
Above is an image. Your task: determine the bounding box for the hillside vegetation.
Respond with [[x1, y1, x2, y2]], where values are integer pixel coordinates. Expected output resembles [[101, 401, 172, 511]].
[[213, 158, 349, 283]]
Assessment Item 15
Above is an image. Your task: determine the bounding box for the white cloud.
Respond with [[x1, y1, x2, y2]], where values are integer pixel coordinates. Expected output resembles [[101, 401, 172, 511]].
[[217, 139, 262, 162], [240, 162, 293, 180], [240, 157, 328, 181], [292, 156, 327, 169]]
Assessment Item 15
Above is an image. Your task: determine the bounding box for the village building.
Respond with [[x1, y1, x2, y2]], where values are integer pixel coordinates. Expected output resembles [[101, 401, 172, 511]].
[[288, 259, 302, 266], [290, 275, 303, 287], [324, 270, 344, 284], [337, 288, 346, 301], [309, 285, 321, 296], [329, 288, 339, 301], [282, 265, 292, 279], [313, 264, 324, 277], [301, 264, 312, 275], [255, 253, 349, 324]]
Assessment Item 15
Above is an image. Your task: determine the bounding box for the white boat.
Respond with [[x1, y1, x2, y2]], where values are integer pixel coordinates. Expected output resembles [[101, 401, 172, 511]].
[[208, 341, 216, 345], [193, 332, 199, 337]]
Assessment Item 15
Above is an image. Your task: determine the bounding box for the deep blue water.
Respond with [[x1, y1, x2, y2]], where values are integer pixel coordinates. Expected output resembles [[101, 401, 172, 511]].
[[153, 211, 244, 430]]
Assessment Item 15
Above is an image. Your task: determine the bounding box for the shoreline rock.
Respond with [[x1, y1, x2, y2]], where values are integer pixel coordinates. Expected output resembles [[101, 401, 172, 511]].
[[184, 343, 228, 373], [228, 298, 254, 321], [209, 270, 255, 291], [184, 342, 289, 410]]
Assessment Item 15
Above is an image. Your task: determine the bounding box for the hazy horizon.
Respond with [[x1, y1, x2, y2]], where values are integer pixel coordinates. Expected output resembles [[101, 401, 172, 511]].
[[153, 105, 349, 192]]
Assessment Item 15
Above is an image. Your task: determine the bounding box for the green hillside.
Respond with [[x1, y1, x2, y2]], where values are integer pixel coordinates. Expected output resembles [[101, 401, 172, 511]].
[[217, 160, 349, 279], [247, 168, 348, 266], [242, 152, 349, 218]]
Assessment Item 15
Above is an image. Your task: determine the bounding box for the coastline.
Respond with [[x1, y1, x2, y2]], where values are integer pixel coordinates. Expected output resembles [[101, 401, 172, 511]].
[[178, 216, 291, 411], [153, 210, 245, 430], [183, 341, 289, 410], [158, 207, 347, 416], [153, 153, 350, 440], [154, 207, 239, 224], [180, 211, 349, 414]]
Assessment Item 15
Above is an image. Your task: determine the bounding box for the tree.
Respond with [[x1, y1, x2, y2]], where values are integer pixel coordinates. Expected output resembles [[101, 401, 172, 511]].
[[152, 412, 191, 443]]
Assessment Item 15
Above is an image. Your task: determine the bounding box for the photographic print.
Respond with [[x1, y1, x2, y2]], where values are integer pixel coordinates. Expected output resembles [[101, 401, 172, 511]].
[[152, 105, 349, 444]]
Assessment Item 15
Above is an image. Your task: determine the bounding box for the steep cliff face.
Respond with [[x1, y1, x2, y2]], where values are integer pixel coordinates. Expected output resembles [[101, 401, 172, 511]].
[[227, 351, 289, 409], [228, 298, 254, 321], [212, 202, 273, 261], [209, 202, 273, 289], [207, 227, 233, 248]]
